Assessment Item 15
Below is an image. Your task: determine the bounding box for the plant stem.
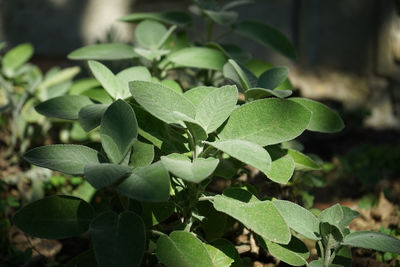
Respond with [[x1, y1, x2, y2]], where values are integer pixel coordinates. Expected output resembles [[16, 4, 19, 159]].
[[324, 245, 331, 267], [198, 144, 214, 158], [149, 230, 167, 237], [317, 241, 325, 260], [198, 196, 214, 202]]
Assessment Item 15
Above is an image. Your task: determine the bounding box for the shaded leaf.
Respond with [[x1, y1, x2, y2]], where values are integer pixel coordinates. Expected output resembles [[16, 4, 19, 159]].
[[84, 163, 131, 189], [2, 43, 34, 77], [35, 95, 93, 120], [265, 146, 295, 184], [13, 195, 93, 239], [119, 11, 192, 26], [203, 10, 238, 26], [204, 243, 234, 266], [141, 202, 175, 226], [68, 43, 137, 60], [287, 149, 321, 170], [90, 211, 146, 267], [245, 88, 292, 100], [78, 104, 108, 132], [130, 140, 154, 167], [257, 67, 289, 89], [135, 20, 167, 49], [342, 231, 400, 254]]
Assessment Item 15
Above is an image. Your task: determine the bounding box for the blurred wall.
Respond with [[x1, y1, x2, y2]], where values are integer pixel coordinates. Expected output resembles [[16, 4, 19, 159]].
[[1, 0, 399, 129]]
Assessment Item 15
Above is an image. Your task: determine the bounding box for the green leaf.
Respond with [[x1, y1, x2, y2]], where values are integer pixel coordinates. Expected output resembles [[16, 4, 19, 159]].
[[141, 201, 175, 226], [205, 140, 271, 175], [272, 199, 320, 240], [289, 98, 344, 133], [257, 235, 309, 266], [213, 194, 291, 244], [203, 10, 238, 26], [156, 231, 214, 267], [339, 207, 360, 229], [219, 98, 312, 146], [342, 231, 400, 254], [69, 78, 100, 95], [119, 11, 192, 26], [320, 222, 343, 249], [232, 21, 296, 60], [130, 81, 195, 124], [318, 204, 344, 227], [211, 239, 243, 267], [23, 145, 105, 175], [90, 211, 146, 267], [130, 140, 154, 167], [2, 43, 34, 77], [100, 99, 138, 163], [198, 201, 230, 241], [161, 153, 219, 183], [184, 86, 217, 107], [38, 66, 80, 91], [287, 149, 321, 170], [245, 59, 292, 90], [78, 104, 109, 132], [84, 163, 131, 189], [309, 260, 325, 267], [65, 250, 97, 267], [161, 79, 183, 93], [332, 246, 352, 267], [68, 43, 137, 60], [195, 85, 238, 133], [135, 20, 167, 49], [13, 195, 93, 239], [204, 243, 234, 266], [245, 88, 292, 100], [81, 88, 113, 104], [116, 161, 170, 202], [116, 66, 151, 99], [223, 59, 253, 91], [168, 47, 227, 71], [257, 67, 289, 89], [88, 60, 122, 99], [35, 95, 93, 120], [265, 146, 295, 184]]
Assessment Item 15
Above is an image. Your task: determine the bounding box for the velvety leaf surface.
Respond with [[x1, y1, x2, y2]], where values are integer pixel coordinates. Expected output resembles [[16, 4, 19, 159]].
[[257, 67, 289, 89], [258, 235, 309, 266], [195, 85, 237, 133], [13, 195, 93, 239], [129, 140, 154, 167], [35, 95, 93, 120], [204, 243, 234, 266], [88, 60, 122, 99], [90, 211, 146, 267], [135, 20, 167, 49], [84, 163, 131, 189], [211, 239, 243, 267], [119, 11, 192, 26], [161, 153, 219, 183], [219, 98, 312, 146], [168, 47, 227, 71], [184, 86, 217, 108], [2, 43, 34, 77], [141, 201, 175, 226], [245, 59, 292, 90], [223, 59, 252, 91], [232, 21, 296, 60], [69, 78, 100, 95], [78, 104, 109, 132], [289, 98, 344, 133], [156, 231, 214, 267], [245, 88, 292, 100], [287, 149, 320, 170], [205, 140, 271, 175], [318, 204, 344, 227], [116, 66, 151, 99], [265, 146, 295, 184], [309, 260, 325, 267], [130, 81, 196, 124], [116, 162, 170, 202], [213, 194, 291, 244], [100, 99, 138, 163], [23, 145, 105, 175], [272, 199, 320, 240], [68, 43, 137, 60]]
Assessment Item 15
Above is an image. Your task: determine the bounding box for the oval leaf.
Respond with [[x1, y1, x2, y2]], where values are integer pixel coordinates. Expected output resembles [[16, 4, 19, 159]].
[[195, 85, 238, 133], [272, 199, 320, 240], [90, 211, 146, 267], [130, 140, 154, 168], [23, 145, 105, 175], [68, 43, 137, 60], [119, 11, 192, 26], [130, 81, 196, 124], [213, 194, 291, 244], [219, 98, 312, 146], [84, 163, 131, 189], [2, 43, 34, 77], [35, 95, 93, 120], [257, 67, 289, 89], [161, 153, 219, 183], [156, 231, 214, 267], [232, 21, 296, 60], [184, 86, 217, 108], [135, 20, 167, 48], [289, 98, 344, 133], [168, 47, 227, 71], [88, 60, 122, 99], [13, 195, 93, 239], [78, 104, 109, 132], [116, 66, 151, 99], [245, 88, 292, 100], [100, 99, 138, 163], [287, 149, 321, 170], [116, 161, 170, 202], [342, 231, 400, 254], [205, 140, 271, 175], [265, 146, 295, 184]]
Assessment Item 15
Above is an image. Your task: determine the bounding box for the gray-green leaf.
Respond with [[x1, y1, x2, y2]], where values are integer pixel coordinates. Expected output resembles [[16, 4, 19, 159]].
[[119, 11, 192, 26], [342, 231, 400, 254], [90, 211, 146, 267], [135, 20, 167, 49], [88, 60, 122, 99], [219, 98, 312, 146], [68, 43, 137, 60], [168, 47, 227, 71], [116, 161, 170, 202], [257, 67, 289, 89], [78, 104, 109, 132], [84, 163, 131, 189], [13, 195, 93, 239], [287, 149, 321, 170], [100, 99, 138, 163], [161, 153, 219, 183], [116, 66, 151, 99], [23, 145, 105, 175], [265, 146, 295, 184], [2, 43, 34, 77], [289, 98, 344, 133], [130, 140, 154, 168], [35, 95, 93, 120]]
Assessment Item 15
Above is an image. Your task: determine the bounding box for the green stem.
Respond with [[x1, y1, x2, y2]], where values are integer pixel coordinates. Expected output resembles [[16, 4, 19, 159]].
[[324, 245, 331, 267], [198, 144, 214, 158], [317, 241, 325, 260], [198, 196, 214, 202], [186, 129, 197, 159], [149, 230, 167, 237]]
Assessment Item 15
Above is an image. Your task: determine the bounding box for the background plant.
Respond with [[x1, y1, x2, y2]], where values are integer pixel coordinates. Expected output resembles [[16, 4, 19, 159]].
[[11, 1, 400, 266]]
